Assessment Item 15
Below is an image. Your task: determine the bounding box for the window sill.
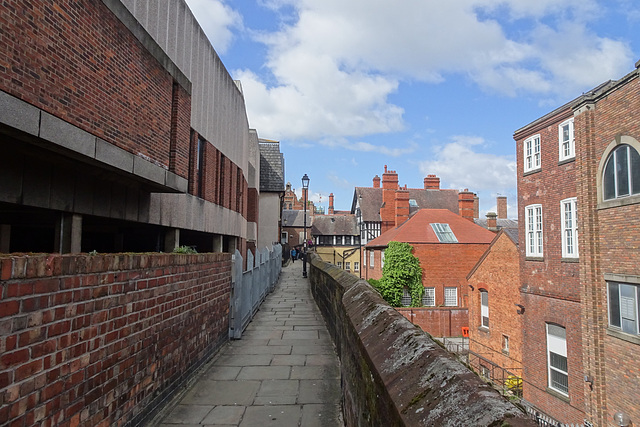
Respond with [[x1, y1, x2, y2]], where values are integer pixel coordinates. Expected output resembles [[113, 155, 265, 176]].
[[477, 326, 489, 334], [606, 327, 640, 345], [598, 194, 640, 210], [523, 168, 542, 177], [525, 256, 544, 262], [558, 157, 575, 166], [561, 257, 579, 263], [501, 349, 509, 356], [545, 387, 570, 402]]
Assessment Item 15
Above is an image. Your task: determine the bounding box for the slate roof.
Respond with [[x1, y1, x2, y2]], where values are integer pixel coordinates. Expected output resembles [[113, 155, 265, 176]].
[[503, 227, 519, 246], [474, 218, 519, 231], [281, 210, 311, 227], [311, 215, 358, 236], [259, 140, 284, 193], [351, 187, 459, 222], [366, 209, 496, 248]]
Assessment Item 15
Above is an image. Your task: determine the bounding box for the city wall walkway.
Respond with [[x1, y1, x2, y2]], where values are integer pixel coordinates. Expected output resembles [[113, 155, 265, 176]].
[[153, 261, 343, 427]]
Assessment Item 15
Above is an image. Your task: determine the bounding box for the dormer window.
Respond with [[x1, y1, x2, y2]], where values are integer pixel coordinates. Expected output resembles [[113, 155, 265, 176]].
[[430, 223, 457, 243], [409, 199, 418, 207]]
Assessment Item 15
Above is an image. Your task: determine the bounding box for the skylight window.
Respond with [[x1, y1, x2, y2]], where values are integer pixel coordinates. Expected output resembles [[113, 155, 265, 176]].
[[409, 199, 418, 207], [430, 223, 458, 243]]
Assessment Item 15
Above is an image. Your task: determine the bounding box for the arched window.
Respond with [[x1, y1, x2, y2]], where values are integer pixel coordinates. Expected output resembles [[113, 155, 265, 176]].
[[603, 144, 640, 200]]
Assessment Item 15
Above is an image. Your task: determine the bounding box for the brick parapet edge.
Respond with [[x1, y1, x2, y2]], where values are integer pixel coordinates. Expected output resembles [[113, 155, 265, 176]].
[[0, 252, 232, 427], [309, 253, 537, 426]]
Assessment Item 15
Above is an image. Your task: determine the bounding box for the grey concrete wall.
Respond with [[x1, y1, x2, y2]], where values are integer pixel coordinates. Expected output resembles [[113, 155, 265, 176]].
[[258, 193, 281, 250], [118, 0, 252, 182], [309, 254, 537, 427]]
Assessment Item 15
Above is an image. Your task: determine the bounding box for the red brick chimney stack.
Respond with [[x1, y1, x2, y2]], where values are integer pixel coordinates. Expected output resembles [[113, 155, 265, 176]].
[[473, 195, 479, 219], [373, 175, 381, 188], [458, 189, 475, 222], [395, 190, 410, 227], [423, 174, 440, 189], [382, 165, 399, 189], [328, 193, 335, 215], [497, 196, 507, 219], [486, 212, 498, 231]]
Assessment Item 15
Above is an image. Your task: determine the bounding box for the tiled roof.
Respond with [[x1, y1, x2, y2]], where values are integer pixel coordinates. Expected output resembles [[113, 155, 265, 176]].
[[365, 209, 496, 247], [259, 141, 284, 192], [351, 187, 459, 222], [281, 210, 312, 227], [311, 215, 358, 236], [474, 218, 518, 231]]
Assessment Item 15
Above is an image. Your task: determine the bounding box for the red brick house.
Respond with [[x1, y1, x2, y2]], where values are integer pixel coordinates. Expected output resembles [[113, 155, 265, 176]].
[[514, 95, 584, 424], [467, 228, 523, 387], [365, 209, 495, 339], [572, 63, 640, 427]]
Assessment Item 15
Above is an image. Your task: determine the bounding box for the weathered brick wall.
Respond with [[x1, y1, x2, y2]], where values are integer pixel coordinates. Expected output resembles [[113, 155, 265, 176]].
[[468, 232, 523, 378], [515, 106, 584, 423], [575, 74, 640, 425], [396, 307, 468, 337], [0, 0, 191, 179], [0, 252, 232, 426], [309, 254, 537, 426]]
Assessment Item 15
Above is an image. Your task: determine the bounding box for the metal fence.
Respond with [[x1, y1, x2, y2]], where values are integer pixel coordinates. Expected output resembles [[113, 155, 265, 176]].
[[229, 244, 282, 339]]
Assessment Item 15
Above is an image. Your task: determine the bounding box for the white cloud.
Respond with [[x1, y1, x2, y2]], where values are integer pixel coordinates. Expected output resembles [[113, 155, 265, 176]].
[[419, 135, 516, 192], [185, 0, 242, 54], [226, 0, 633, 140], [317, 138, 418, 157]]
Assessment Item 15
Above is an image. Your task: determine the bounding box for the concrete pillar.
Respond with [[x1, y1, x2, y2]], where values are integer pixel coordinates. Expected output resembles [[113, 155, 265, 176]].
[[0, 224, 10, 253], [213, 234, 223, 252], [55, 213, 82, 253], [164, 228, 180, 252]]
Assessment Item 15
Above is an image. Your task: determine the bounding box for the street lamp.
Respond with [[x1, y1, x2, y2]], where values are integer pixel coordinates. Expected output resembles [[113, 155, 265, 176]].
[[302, 174, 310, 278]]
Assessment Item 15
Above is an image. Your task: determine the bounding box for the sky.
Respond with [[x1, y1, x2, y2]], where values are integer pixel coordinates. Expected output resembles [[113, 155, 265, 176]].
[[184, 0, 640, 218]]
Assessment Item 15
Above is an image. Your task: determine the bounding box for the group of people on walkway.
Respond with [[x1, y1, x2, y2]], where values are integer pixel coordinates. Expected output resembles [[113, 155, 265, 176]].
[[290, 247, 304, 263]]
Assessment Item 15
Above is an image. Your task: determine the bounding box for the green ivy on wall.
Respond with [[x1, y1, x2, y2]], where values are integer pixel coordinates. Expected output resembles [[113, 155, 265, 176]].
[[375, 241, 423, 307]]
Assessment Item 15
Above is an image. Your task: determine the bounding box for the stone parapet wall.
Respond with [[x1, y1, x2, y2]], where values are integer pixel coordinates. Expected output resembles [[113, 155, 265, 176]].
[[309, 254, 536, 426], [0, 252, 232, 426]]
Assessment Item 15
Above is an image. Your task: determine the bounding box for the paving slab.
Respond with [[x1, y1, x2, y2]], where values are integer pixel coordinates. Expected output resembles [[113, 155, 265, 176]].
[[153, 262, 344, 426]]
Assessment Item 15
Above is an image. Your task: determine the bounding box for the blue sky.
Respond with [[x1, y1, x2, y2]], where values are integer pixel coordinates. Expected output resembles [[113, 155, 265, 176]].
[[185, 0, 640, 217]]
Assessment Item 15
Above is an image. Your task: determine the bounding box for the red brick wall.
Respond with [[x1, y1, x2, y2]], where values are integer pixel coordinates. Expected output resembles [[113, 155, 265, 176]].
[[515, 106, 584, 423], [468, 233, 523, 378], [0, 0, 191, 178], [575, 75, 640, 425], [397, 307, 468, 337], [0, 252, 232, 426]]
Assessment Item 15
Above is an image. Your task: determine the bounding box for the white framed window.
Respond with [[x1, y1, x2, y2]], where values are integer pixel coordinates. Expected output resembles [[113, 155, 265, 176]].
[[608, 281, 640, 335], [444, 287, 458, 307], [525, 204, 543, 257], [354, 262, 360, 272], [546, 324, 568, 395], [603, 144, 640, 200], [381, 251, 385, 269], [345, 262, 351, 270], [422, 287, 435, 307], [401, 288, 411, 307], [337, 261, 342, 269], [524, 134, 541, 172], [369, 250, 374, 267], [281, 232, 288, 244], [430, 223, 458, 243], [480, 365, 491, 380], [480, 290, 489, 328], [558, 119, 575, 161], [561, 198, 578, 258], [502, 335, 509, 353]]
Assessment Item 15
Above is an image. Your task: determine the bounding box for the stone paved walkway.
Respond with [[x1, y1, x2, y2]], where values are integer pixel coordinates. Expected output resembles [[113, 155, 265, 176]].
[[154, 261, 343, 427]]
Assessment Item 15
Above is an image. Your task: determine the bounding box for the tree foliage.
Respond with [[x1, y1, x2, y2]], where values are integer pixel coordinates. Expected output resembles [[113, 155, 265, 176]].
[[377, 241, 423, 307]]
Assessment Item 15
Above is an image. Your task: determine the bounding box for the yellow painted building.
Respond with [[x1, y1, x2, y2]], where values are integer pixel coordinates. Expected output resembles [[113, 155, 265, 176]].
[[311, 215, 361, 275]]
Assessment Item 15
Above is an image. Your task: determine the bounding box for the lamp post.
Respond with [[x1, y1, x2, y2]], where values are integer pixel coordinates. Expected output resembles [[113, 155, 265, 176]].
[[302, 174, 310, 278]]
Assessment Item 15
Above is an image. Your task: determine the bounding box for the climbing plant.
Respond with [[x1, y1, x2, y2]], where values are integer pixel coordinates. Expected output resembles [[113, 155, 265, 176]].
[[377, 241, 423, 307]]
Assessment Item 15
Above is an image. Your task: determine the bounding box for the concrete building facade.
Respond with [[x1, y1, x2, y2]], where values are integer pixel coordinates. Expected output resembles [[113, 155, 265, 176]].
[[0, 0, 276, 258]]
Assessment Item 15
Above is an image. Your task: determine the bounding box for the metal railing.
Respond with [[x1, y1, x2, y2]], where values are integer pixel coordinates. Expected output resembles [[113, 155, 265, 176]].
[[229, 244, 282, 339]]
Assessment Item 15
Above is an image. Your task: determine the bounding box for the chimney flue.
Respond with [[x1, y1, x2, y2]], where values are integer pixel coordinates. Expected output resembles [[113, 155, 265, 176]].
[[424, 174, 440, 189], [497, 196, 507, 219]]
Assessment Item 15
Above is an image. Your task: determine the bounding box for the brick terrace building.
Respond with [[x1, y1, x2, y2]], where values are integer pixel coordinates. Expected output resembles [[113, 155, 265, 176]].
[[0, 0, 279, 258], [467, 228, 523, 387], [365, 209, 495, 308], [514, 94, 585, 424]]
